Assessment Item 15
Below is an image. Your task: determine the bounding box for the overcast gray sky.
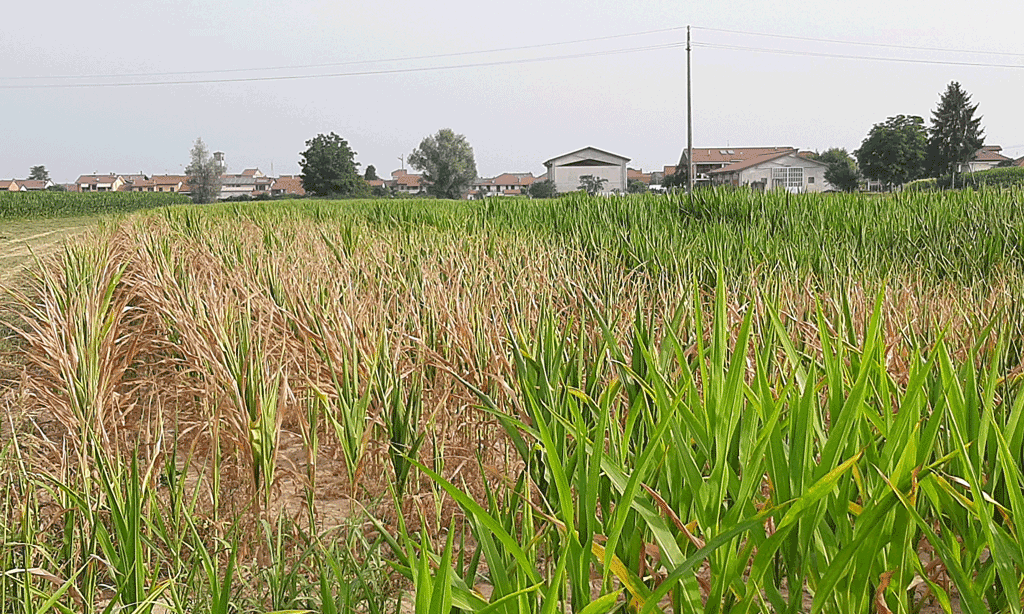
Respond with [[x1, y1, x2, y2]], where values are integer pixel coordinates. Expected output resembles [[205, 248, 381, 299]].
[[2, 0, 1022, 183]]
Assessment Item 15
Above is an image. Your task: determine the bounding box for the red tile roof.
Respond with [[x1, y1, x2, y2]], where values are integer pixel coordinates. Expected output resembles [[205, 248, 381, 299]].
[[708, 150, 824, 175], [687, 147, 796, 164], [76, 174, 122, 184], [273, 176, 306, 196], [627, 168, 652, 184], [974, 146, 1012, 163], [17, 180, 49, 190]]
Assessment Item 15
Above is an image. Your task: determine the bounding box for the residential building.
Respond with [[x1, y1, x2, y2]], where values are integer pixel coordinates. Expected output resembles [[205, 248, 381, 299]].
[[219, 170, 274, 199], [680, 147, 798, 185], [124, 175, 188, 193], [627, 168, 652, 185], [272, 175, 306, 197], [962, 145, 1012, 172], [16, 179, 53, 191], [470, 172, 537, 198], [543, 147, 629, 194], [76, 174, 126, 192], [0, 180, 23, 191], [390, 169, 424, 194], [708, 149, 832, 192]]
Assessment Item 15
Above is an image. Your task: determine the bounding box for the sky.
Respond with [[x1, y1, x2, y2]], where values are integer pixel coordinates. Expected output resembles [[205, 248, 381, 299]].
[[1, 0, 1022, 184]]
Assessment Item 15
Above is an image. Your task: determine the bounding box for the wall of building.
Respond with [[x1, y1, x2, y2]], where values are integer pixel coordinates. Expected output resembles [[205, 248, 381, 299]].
[[730, 155, 831, 193], [548, 164, 626, 194]]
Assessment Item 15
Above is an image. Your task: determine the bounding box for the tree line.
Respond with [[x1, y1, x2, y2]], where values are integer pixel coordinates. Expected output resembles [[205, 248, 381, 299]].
[[819, 81, 987, 191]]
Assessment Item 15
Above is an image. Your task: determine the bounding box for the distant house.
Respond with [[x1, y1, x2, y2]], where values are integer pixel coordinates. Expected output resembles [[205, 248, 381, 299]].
[[470, 172, 537, 199], [1014, 156, 1024, 168], [219, 170, 274, 199], [76, 174, 126, 192], [543, 147, 629, 194], [0, 180, 23, 191], [963, 146, 1013, 172], [272, 175, 306, 197], [390, 169, 424, 194], [708, 149, 831, 192], [16, 179, 53, 191], [680, 147, 799, 185], [125, 175, 188, 193], [627, 168, 653, 185]]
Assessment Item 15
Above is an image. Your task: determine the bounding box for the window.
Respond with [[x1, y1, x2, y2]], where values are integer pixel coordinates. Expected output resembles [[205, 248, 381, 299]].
[[772, 167, 803, 189], [808, 176, 814, 184]]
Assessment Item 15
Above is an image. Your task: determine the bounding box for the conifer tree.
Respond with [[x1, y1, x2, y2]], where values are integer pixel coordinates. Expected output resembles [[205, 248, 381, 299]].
[[928, 81, 984, 187]]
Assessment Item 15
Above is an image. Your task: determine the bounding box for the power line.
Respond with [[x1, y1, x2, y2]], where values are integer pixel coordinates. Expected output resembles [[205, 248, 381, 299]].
[[693, 26, 1024, 58], [0, 42, 686, 90], [0, 26, 685, 82], [693, 42, 1024, 70]]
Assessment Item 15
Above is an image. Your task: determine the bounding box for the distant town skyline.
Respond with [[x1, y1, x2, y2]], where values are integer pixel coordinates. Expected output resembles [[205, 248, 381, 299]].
[[2, 0, 1022, 184]]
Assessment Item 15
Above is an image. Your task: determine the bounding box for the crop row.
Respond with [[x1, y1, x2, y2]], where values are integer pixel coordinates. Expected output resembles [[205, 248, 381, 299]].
[[1, 191, 1023, 612]]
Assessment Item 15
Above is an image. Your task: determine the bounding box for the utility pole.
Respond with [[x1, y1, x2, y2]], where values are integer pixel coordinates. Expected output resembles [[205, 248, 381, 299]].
[[687, 25, 694, 199], [397, 155, 405, 172]]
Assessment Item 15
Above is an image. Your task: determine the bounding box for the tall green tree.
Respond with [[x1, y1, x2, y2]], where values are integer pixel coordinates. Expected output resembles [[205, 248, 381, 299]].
[[185, 137, 223, 204], [408, 129, 477, 199], [28, 165, 49, 182], [299, 132, 369, 197], [364, 164, 378, 181], [855, 115, 928, 190], [818, 148, 861, 192], [928, 81, 984, 187]]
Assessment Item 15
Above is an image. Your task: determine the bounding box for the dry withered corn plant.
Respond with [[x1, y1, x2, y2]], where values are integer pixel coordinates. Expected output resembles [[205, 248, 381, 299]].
[[2, 190, 1024, 612]]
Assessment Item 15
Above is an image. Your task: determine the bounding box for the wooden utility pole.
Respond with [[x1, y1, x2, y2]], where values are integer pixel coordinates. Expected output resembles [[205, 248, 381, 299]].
[[686, 25, 694, 199]]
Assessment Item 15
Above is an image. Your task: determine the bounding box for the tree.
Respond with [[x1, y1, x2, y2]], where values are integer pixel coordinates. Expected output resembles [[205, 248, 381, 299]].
[[528, 178, 556, 199], [299, 132, 369, 197], [627, 178, 649, 194], [364, 165, 378, 181], [662, 160, 689, 191], [29, 165, 49, 182], [928, 81, 984, 187], [818, 148, 861, 192], [408, 128, 477, 199], [578, 175, 607, 196], [185, 137, 223, 204], [855, 115, 928, 190]]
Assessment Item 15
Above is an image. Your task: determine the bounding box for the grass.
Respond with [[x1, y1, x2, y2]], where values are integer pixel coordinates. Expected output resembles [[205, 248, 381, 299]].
[[2, 188, 1024, 612]]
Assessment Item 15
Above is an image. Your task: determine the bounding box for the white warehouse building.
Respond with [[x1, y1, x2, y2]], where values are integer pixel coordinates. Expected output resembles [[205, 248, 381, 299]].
[[543, 147, 629, 195], [708, 150, 833, 193]]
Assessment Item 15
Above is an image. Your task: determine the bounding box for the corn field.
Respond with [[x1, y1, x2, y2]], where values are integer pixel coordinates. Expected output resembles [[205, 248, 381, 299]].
[[2, 189, 1024, 613], [0, 191, 189, 220]]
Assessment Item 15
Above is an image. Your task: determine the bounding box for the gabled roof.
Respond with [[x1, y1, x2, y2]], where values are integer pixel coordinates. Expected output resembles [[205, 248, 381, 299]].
[[1014, 156, 1024, 167], [0, 180, 18, 190], [273, 176, 306, 195], [77, 174, 123, 184], [151, 174, 187, 185], [974, 146, 1012, 163], [545, 146, 630, 167], [708, 151, 827, 175], [687, 147, 797, 165], [491, 172, 535, 186], [16, 179, 50, 190]]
